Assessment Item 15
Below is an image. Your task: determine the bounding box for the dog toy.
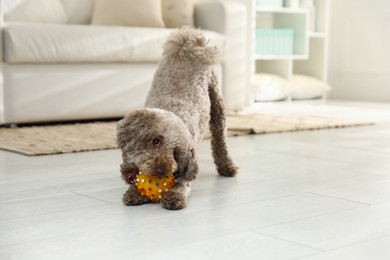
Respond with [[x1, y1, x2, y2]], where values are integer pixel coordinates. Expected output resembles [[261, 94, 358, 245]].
[[135, 173, 174, 201]]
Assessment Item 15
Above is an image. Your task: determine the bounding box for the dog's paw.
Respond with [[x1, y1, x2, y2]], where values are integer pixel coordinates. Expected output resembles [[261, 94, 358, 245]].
[[218, 162, 239, 177], [122, 186, 149, 206], [160, 191, 187, 210]]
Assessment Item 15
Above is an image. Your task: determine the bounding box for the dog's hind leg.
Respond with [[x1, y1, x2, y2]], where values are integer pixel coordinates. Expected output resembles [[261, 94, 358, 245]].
[[208, 70, 239, 177]]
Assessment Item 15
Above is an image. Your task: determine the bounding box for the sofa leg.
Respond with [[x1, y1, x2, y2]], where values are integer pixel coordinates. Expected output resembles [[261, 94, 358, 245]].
[[3, 124, 18, 128]]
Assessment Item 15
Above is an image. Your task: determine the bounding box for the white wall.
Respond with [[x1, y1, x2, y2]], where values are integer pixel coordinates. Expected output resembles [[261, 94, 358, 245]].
[[328, 0, 390, 102]]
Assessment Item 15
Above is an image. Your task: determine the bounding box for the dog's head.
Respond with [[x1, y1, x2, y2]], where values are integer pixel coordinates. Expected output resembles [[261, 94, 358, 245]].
[[117, 108, 198, 184]]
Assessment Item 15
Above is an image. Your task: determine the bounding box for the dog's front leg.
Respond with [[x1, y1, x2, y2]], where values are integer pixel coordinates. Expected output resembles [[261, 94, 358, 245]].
[[160, 181, 191, 210], [122, 185, 150, 206]]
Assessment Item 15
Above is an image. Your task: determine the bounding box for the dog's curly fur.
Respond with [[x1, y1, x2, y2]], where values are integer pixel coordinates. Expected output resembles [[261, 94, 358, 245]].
[[117, 28, 238, 210]]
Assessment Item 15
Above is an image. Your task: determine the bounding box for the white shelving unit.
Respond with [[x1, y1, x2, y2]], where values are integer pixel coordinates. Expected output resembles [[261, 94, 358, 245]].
[[247, 0, 331, 103]]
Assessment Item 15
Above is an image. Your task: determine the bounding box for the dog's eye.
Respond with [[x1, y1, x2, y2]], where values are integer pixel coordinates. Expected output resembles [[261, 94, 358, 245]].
[[152, 138, 160, 145]]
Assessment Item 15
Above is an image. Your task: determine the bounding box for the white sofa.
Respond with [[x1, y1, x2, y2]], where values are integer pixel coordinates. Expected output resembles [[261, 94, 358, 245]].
[[0, 0, 248, 125]]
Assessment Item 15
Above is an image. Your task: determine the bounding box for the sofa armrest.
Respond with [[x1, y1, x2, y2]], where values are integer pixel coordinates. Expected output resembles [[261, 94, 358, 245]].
[[195, 1, 249, 111], [0, 0, 4, 124]]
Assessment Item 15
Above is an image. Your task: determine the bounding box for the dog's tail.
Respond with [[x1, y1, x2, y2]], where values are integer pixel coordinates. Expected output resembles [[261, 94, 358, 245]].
[[163, 27, 219, 65], [208, 70, 239, 177]]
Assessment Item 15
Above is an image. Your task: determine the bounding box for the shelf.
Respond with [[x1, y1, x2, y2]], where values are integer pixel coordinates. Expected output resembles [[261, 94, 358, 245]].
[[254, 54, 309, 60], [294, 37, 328, 80], [256, 7, 308, 14], [249, 0, 330, 104], [293, 54, 310, 60], [255, 55, 292, 60], [309, 32, 327, 38]]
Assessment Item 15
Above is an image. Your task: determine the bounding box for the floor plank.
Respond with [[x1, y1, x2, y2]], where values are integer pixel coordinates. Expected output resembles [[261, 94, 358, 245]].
[[296, 235, 390, 260], [132, 231, 320, 260], [256, 203, 390, 250]]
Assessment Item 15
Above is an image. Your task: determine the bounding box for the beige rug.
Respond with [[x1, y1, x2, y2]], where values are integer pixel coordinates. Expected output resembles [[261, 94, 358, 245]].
[[0, 114, 373, 156]]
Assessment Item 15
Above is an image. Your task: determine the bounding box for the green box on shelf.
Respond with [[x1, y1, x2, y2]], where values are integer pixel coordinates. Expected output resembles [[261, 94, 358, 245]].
[[255, 29, 294, 56], [256, 0, 283, 8]]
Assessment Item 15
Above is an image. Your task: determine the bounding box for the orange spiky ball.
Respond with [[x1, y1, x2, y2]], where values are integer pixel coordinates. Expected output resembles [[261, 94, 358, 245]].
[[135, 173, 174, 201]]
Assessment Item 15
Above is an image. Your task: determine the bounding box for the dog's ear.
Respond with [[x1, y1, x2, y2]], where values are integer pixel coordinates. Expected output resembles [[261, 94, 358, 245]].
[[117, 108, 160, 149], [176, 147, 199, 182], [117, 110, 145, 150], [116, 115, 133, 150]]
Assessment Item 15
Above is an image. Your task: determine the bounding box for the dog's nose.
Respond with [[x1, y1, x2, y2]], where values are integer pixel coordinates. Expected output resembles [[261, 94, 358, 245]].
[[152, 165, 167, 177]]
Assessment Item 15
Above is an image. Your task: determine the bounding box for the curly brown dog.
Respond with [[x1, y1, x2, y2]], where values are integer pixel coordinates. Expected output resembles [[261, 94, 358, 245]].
[[116, 28, 238, 210]]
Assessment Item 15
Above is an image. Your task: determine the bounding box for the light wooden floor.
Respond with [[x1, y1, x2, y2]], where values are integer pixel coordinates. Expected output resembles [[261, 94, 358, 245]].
[[1, 101, 390, 260]]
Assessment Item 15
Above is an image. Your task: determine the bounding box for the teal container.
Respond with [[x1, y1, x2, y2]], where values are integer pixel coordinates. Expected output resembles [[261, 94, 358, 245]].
[[256, 0, 283, 8], [255, 29, 294, 56]]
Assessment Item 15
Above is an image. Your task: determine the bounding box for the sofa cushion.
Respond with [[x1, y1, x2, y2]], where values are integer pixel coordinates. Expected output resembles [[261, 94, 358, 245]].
[[91, 0, 165, 28], [61, 0, 196, 27], [4, 0, 68, 24], [291, 74, 331, 100], [3, 23, 226, 64], [60, 0, 94, 24], [252, 73, 290, 102], [162, 0, 195, 28]]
